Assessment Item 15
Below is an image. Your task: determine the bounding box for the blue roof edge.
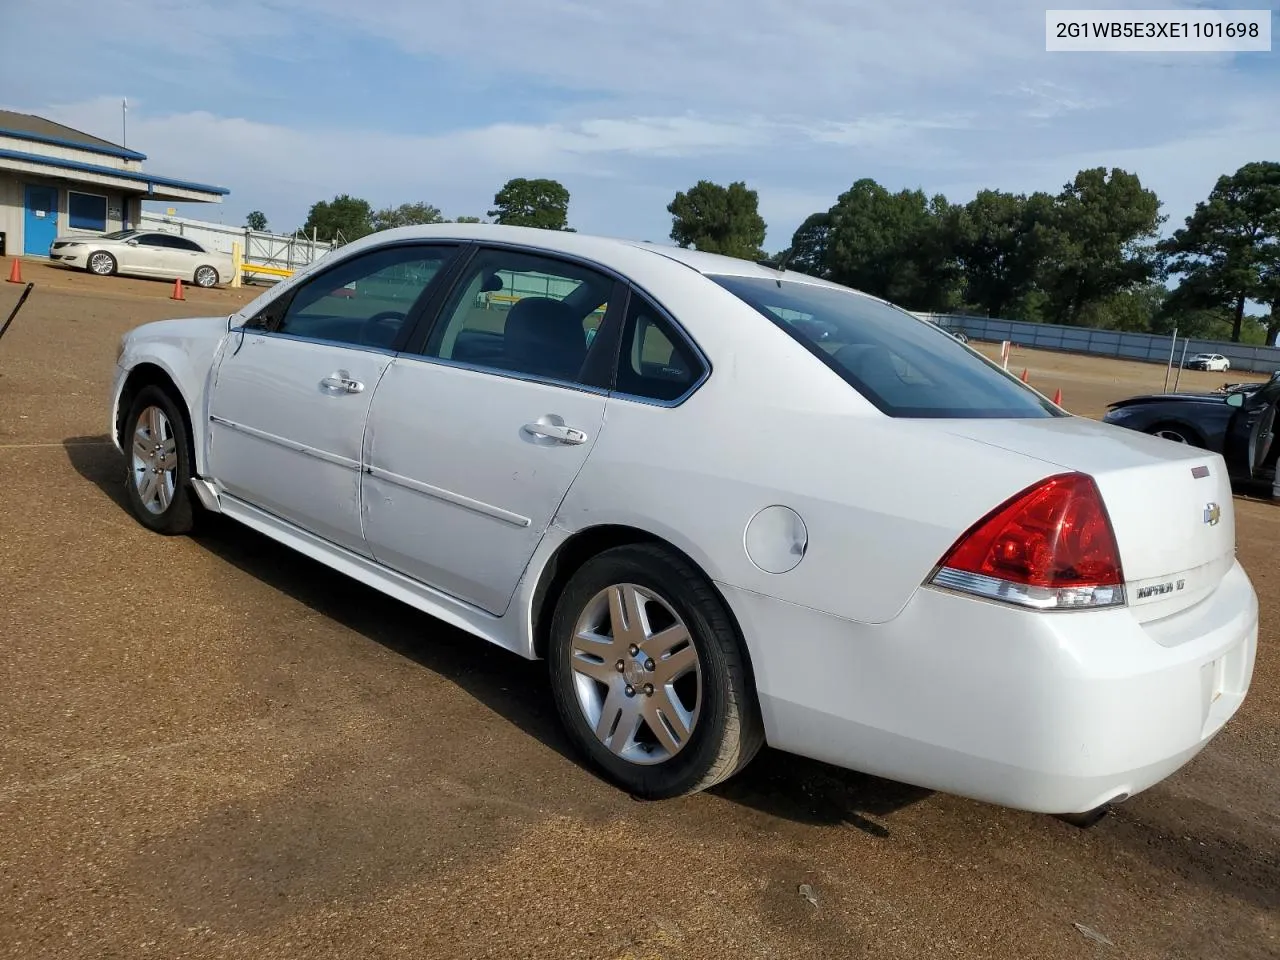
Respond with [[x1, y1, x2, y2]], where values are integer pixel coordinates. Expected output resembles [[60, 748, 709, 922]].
[[0, 147, 229, 196], [0, 127, 148, 162]]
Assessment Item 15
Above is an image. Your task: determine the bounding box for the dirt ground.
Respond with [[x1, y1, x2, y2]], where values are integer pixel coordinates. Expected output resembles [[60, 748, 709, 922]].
[[1, 261, 1276, 960]]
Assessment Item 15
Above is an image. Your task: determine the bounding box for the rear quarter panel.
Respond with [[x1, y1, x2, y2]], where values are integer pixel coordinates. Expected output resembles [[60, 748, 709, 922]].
[[556, 326, 1056, 626]]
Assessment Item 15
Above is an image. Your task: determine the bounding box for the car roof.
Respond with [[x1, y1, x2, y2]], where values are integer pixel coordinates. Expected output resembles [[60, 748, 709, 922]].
[[348, 222, 872, 296]]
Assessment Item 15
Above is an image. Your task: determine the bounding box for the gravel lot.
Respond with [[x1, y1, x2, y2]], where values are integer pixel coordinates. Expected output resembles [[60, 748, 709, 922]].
[[1, 263, 1276, 960]]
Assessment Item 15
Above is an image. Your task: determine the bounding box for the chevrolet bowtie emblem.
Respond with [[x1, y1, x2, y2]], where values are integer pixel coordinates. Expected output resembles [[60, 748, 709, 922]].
[[1204, 502, 1221, 526]]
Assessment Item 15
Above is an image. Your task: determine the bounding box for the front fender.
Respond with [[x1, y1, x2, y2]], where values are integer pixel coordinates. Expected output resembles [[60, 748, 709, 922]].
[[113, 316, 233, 475]]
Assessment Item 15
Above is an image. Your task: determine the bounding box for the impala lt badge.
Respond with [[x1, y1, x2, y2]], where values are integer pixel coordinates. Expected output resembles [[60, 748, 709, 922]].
[[1204, 502, 1221, 526]]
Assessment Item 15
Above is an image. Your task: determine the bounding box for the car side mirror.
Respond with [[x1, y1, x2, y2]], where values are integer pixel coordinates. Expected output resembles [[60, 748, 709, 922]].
[[126, 239, 138, 246], [1226, 393, 1245, 408]]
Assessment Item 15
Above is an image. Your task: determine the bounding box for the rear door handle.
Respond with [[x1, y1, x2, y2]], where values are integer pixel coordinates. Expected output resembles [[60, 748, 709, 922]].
[[320, 372, 365, 394], [522, 420, 587, 445]]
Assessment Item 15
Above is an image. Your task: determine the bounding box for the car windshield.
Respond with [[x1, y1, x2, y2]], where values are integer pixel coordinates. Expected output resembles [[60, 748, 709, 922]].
[[710, 275, 1062, 419], [101, 229, 139, 240]]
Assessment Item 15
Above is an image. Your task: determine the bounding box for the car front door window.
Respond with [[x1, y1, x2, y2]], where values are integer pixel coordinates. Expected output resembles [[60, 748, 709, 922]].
[[207, 243, 460, 552], [269, 245, 458, 350]]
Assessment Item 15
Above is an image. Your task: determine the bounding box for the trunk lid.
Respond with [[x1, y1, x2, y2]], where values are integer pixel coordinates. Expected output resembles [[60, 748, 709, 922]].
[[938, 416, 1235, 625]]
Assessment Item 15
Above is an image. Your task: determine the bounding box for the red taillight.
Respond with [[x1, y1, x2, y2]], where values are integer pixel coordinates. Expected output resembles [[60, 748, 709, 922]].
[[931, 473, 1125, 610]]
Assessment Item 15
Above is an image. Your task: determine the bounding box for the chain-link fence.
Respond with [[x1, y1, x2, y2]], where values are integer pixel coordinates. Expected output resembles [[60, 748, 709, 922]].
[[913, 312, 1280, 374]]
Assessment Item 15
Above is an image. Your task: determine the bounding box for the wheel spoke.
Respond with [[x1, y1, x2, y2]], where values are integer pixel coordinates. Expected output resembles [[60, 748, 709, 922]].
[[139, 470, 160, 506], [652, 640, 697, 685], [155, 473, 174, 511], [595, 685, 642, 754], [645, 621, 690, 657], [574, 626, 615, 653], [146, 406, 164, 441], [132, 434, 152, 462], [607, 584, 649, 649], [609, 702, 643, 755], [645, 689, 693, 755], [571, 651, 619, 685]]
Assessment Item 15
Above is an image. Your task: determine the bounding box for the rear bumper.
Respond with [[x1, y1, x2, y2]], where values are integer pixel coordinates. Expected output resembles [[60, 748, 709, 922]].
[[721, 559, 1257, 814]]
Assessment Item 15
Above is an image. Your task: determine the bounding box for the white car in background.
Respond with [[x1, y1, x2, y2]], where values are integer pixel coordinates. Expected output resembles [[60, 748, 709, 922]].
[[50, 229, 232, 287], [1186, 353, 1231, 372], [108, 223, 1257, 821]]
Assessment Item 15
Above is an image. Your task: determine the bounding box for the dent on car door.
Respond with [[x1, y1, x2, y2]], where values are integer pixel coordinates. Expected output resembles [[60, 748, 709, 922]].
[[361, 246, 622, 615], [206, 242, 462, 551]]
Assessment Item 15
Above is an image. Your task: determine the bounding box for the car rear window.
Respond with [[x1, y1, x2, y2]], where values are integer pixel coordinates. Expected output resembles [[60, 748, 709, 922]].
[[709, 275, 1062, 419]]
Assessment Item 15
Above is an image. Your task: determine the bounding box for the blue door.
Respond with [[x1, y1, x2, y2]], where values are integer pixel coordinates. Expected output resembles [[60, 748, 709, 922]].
[[23, 185, 58, 256]]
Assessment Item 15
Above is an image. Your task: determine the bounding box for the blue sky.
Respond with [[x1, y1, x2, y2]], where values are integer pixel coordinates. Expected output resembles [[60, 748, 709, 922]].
[[3, 0, 1277, 250]]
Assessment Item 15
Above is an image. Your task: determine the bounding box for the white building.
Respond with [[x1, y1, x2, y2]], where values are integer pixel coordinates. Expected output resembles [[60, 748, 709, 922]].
[[0, 110, 228, 259]]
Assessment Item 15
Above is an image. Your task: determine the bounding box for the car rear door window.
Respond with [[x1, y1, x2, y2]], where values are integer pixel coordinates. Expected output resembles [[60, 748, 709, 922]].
[[423, 247, 616, 386], [613, 292, 706, 403]]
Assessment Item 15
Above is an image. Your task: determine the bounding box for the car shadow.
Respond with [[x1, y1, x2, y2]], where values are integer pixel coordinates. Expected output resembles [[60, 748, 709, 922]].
[[64, 434, 930, 832]]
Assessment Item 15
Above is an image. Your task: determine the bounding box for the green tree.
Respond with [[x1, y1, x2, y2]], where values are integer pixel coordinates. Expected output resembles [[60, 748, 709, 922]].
[[488, 178, 572, 230], [951, 190, 1050, 318], [667, 180, 767, 260], [784, 212, 832, 278], [1077, 283, 1167, 332], [302, 194, 374, 244], [245, 210, 268, 232], [452, 215, 483, 224], [1160, 161, 1280, 342], [371, 201, 444, 231], [823, 178, 959, 309], [1036, 167, 1163, 326]]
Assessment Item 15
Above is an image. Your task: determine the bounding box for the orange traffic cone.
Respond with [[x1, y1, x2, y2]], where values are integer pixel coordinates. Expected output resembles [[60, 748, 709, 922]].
[[1020, 368, 1028, 383], [6, 259, 21, 284], [1053, 388, 1062, 405], [170, 277, 185, 301]]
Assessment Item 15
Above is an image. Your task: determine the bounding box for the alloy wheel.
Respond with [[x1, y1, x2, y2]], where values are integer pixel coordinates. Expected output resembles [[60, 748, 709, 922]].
[[569, 583, 702, 764], [131, 405, 178, 514]]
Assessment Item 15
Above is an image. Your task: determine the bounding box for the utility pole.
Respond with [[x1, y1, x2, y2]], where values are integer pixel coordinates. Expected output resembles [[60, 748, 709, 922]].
[[122, 98, 128, 147]]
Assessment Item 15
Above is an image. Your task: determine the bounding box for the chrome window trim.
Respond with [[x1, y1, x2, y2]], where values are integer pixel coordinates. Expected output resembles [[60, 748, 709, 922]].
[[226, 328, 401, 358]]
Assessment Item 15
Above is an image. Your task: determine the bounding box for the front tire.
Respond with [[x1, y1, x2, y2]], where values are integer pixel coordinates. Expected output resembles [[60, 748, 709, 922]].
[[548, 543, 763, 799], [87, 251, 117, 276], [122, 385, 197, 535], [1148, 424, 1202, 447]]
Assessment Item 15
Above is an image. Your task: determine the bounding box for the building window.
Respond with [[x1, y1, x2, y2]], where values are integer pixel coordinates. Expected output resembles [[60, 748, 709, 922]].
[[68, 192, 108, 231]]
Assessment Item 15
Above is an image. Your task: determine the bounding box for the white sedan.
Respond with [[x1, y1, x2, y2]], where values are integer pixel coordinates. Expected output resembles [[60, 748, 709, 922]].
[[1186, 353, 1231, 372], [51, 228, 233, 287], [109, 224, 1257, 819]]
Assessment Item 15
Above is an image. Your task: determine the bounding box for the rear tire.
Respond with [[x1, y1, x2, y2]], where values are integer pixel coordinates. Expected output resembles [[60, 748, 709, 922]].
[[1056, 806, 1111, 829], [548, 543, 763, 799], [193, 265, 219, 288]]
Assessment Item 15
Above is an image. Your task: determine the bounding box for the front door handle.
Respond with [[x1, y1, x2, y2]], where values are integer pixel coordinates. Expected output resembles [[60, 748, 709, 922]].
[[522, 419, 587, 445], [320, 372, 365, 394]]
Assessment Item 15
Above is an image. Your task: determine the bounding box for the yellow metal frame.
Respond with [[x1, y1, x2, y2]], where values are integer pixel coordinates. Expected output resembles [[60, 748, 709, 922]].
[[231, 243, 294, 286]]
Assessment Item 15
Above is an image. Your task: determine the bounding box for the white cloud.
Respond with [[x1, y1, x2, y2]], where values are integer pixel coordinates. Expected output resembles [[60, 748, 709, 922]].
[[3, 0, 1277, 248]]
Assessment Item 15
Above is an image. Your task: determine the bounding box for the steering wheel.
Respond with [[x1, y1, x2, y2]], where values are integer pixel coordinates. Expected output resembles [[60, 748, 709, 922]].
[[360, 310, 406, 346]]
